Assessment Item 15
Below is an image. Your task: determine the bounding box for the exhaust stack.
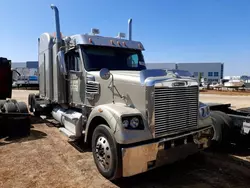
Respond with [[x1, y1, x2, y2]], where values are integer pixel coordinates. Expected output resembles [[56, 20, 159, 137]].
[[128, 18, 132, 41], [50, 4, 62, 43]]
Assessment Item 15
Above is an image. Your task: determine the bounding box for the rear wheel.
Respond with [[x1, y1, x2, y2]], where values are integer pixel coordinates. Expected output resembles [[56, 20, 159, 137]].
[[210, 111, 231, 148], [0, 100, 6, 110], [16, 102, 29, 113], [3, 101, 17, 113], [28, 93, 36, 112], [10, 99, 17, 104], [91, 124, 122, 180], [30, 94, 40, 116]]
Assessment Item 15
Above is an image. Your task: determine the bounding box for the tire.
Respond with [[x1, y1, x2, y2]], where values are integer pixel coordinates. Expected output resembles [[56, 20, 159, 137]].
[[210, 111, 231, 148], [91, 124, 122, 180], [28, 93, 36, 112], [3, 101, 17, 113], [10, 99, 17, 104], [215, 111, 233, 129], [30, 95, 40, 116], [0, 100, 6, 110], [16, 102, 29, 113]]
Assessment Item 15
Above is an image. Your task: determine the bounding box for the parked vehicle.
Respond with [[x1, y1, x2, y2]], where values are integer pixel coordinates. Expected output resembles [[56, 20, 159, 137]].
[[205, 102, 250, 147], [0, 57, 30, 138], [28, 4, 214, 180], [222, 77, 245, 89]]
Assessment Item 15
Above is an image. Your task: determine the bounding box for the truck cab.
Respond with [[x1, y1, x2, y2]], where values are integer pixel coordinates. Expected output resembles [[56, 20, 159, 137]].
[[29, 4, 214, 180]]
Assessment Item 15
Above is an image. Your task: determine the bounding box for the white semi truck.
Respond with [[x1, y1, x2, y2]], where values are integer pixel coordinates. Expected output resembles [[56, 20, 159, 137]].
[[28, 4, 214, 180]]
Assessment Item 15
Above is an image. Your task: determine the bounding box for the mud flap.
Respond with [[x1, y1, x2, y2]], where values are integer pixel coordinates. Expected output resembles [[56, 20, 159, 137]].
[[0, 113, 31, 138]]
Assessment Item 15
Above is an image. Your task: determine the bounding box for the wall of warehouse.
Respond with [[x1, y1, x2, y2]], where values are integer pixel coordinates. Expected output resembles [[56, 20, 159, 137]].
[[177, 63, 224, 83], [12, 61, 38, 69], [146, 62, 176, 70], [11, 61, 38, 77]]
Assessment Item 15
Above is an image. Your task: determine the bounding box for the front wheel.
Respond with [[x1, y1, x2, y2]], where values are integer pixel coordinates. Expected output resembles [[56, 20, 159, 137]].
[[91, 124, 122, 180]]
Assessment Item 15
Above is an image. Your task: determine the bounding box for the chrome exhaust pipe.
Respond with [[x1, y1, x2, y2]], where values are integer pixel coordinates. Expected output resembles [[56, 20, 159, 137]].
[[128, 18, 132, 40], [50, 4, 62, 43]]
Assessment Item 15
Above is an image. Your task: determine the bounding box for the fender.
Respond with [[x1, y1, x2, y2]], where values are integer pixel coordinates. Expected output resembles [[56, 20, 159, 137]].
[[198, 116, 214, 128], [85, 102, 153, 145]]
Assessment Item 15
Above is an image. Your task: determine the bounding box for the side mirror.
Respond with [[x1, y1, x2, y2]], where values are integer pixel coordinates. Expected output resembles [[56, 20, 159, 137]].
[[57, 50, 67, 75], [12, 69, 21, 82], [100, 68, 111, 80]]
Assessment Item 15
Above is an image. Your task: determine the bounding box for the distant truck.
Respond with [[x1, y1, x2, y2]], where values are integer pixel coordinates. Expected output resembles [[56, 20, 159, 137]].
[[0, 57, 30, 138], [206, 103, 250, 147], [28, 4, 214, 180]]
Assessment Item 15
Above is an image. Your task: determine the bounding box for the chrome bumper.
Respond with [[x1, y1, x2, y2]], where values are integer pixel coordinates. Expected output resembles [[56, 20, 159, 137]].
[[121, 126, 213, 177]]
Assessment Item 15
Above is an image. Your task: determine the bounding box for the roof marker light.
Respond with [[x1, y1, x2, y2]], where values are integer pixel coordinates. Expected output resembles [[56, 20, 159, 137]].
[[110, 40, 115, 45], [122, 42, 126, 46], [91, 28, 100, 35], [117, 41, 121, 46], [89, 38, 93, 44], [117, 32, 126, 39]]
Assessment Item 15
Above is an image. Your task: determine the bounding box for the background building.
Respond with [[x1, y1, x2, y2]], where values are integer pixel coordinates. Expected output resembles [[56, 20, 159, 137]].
[[11, 61, 39, 87], [12, 61, 38, 69], [177, 63, 224, 83], [146, 62, 224, 83], [146, 62, 176, 70]]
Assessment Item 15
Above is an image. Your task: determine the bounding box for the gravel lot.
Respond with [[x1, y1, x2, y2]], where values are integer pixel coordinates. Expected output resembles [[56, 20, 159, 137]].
[[200, 93, 250, 109], [1, 90, 250, 188]]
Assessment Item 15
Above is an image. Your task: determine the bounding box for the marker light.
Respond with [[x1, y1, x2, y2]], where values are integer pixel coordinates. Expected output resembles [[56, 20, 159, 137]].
[[122, 42, 126, 46], [89, 38, 93, 44], [138, 43, 143, 49], [91, 28, 100, 35], [117, 32, 126, 39], [110, 40, 115, 45], [53, 32, 63, 38], [117, 41, 121, 46], [130, 117, 140, 128], [122, 119, 129, 128]]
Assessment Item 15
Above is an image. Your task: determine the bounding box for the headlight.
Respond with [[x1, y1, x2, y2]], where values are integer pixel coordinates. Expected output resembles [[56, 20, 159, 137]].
[[130, 117, 140, 128], [121, 116, 144, 130], [122, 119, 129, 128]]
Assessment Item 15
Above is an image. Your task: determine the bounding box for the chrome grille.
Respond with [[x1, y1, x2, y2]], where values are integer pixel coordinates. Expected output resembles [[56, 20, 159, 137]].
[[154, 86, 198, 138]]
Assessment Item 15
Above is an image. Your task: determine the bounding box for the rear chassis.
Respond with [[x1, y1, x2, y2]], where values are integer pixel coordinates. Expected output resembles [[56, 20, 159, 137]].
[[0, 57, 31, 139], [208, 103, 250, 135]]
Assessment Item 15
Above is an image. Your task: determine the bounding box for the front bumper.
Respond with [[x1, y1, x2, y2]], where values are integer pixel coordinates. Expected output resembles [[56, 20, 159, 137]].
[[121, 125, 213, 177]]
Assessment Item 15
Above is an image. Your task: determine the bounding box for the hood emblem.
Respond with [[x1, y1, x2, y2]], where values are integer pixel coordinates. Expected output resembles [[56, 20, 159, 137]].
[[172, 82, 186, 87]]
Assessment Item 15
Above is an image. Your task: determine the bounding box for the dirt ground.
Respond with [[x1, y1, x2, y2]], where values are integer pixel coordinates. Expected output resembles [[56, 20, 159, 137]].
[[1, 90, 250, 188], [201, 89, 250, 96], [200, 93, 250, 109]]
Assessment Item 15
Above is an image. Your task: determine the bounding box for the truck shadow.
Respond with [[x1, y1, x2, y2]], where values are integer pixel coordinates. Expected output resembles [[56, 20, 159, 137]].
[[0, 129, 47, 147], [114, 151, 250, 188], [30, 115, 61, 128]]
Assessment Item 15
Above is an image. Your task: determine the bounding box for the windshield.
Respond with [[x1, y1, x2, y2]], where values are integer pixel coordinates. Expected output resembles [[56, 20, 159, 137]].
[[81, 45, 146, 71]]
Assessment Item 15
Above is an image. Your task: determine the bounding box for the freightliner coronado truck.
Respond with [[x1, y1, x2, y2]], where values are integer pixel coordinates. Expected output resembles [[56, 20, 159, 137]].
[[28, 4, 214, 180]]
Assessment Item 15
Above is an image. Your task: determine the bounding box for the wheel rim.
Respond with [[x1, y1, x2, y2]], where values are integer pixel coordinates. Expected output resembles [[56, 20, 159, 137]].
[[95, 136, 112, 171]]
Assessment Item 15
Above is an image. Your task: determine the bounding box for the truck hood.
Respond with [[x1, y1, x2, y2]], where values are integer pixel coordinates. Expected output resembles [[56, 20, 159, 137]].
[[87, 69, 197, 86], [88, 70, 141, 85]]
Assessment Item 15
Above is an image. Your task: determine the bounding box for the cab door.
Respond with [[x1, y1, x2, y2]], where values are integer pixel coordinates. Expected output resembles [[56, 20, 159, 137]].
[[65, 49, 85, 105]]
